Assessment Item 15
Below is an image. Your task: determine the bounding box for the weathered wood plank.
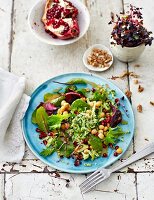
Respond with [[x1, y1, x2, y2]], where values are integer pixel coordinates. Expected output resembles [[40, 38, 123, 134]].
[[0, 174, 4, 200], [0, 0, 13, 70], [5, 173, 136, 200], [137, 173, 154, 200], [123, 0, 154, 171]]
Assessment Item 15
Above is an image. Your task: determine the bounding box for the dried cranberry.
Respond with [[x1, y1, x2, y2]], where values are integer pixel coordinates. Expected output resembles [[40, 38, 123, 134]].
[[53, 0, 59, 2], [103, 144, 107, 148], [103, 153, 108, 157], [77, 153, 83, 160], [74, 159, 80, 166], [92, 88, 96, 92], [109, 143, 113, 148]]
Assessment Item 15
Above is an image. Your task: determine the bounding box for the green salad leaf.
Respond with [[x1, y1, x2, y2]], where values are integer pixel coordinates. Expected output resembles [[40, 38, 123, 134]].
[[31, 109, 37, 124], [67, 78, 98, 88], [36, 106, 49, 133], [48, 114, 69, 130], [89, 135, 102, 153], [40, 147, 55, 157], [50, 96, 65, 106], [104, 126, 128, 145], [65, 85, 77, 93], [44, 93, 60, 102], [71, 99, 90, 112], [90, 90, 107, 101]]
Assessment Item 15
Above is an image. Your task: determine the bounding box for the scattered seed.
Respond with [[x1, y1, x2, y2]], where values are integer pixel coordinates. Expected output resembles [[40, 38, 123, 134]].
[[137, 104, 142, 112], [134, 79, 139, 84], [150, 101, 154, 106], [138, 85, 144, 92], [125, 90, 132, 98]]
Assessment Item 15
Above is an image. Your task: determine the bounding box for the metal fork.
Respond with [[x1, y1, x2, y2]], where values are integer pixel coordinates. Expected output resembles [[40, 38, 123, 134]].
[[80, 142, 154, 194]]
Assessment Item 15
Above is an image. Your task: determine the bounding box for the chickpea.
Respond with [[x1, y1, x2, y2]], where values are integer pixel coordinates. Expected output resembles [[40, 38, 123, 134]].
[[104, 132, 107, 136], [116, 147, 123, 154], [96, 101, 102, 107], [98, 129, 104, 134], [91, 129, 97, 135], [65, 123, 70, 130], [89, 102, 94, 107], [104, 126, 108, 132], [98, 133, 104, 139], [61, 124, 66, 130], [81, 97, 86, 101], [99, 125, 104, 130], [63, 111, 68, 115], [63, 102, 70, 110], [86, 110, 92, 114], [61, 100, 66, 106], [99, 112, 105, 118], [84, 149, 89, 154]]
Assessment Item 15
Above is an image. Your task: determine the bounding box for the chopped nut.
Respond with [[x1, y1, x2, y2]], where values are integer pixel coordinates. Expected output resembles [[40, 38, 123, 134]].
[[137, 104, 142, 112], [134, 64, 140, 67], [138, 85, 144, 92], [110, 71, 139, 80], [134, 79, 139, 84], [150, 101, 154, 106], [125, 90, 132, 98], [87, 48, 112, 68]]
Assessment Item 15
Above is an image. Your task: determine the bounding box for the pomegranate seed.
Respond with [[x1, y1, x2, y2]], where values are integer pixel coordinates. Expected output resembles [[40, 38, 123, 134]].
[[73, 141, 78, 147], [109, 143, 113, 148], [48, 132, 54, 136], [43, 140, 47, 145], [114, 152, 118, 157], [115, 145, 119, 150], [103, 153, 108, 157], [39, 132, 47, 139], [92, 88, 96, 92], [103, 144, 107, 148], [74, 159, 80, 166], [36, 128, 41, 133], [115, 98, 119, 103], [106, 116, 111, 123], [82, 138, 88, 144], [77, 153, 83, 160], [53, 0, 59, 2]]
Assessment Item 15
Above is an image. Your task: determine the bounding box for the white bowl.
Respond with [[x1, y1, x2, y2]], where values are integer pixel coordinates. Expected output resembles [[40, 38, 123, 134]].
[[83, 44, 113, 72], [110, 42, 145, 62], [28, 0, 90, 45]]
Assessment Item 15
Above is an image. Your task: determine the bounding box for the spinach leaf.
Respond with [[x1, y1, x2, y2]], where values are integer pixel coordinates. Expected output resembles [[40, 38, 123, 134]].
[[40, 147, 55, 157], [90, 91, 107, 101], [71, 99, 90, 112], [48, 114, 69, 130], [89, 135, 102, 152], [67, 78, 98, 88], [36, 106, 49, 133], [65, 85, 77, 93]]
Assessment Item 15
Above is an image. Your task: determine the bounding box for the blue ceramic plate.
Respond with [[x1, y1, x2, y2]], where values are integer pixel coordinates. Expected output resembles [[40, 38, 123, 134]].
[[22, 73, 134, 173]]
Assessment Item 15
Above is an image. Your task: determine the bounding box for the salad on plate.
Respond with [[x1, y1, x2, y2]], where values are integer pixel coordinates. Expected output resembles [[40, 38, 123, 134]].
[[31, 78, 129, 166]]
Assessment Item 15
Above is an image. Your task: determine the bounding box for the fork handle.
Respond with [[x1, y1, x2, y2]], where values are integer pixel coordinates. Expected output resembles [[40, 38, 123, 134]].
[[110, 142, 154, 173]]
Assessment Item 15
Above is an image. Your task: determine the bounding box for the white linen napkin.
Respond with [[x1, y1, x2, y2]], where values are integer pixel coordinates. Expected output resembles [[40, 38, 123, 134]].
[[0, 68, 30, 163]]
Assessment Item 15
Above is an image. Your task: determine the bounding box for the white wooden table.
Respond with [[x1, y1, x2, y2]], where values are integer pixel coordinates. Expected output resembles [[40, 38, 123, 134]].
[[0, 0, 154, 199]]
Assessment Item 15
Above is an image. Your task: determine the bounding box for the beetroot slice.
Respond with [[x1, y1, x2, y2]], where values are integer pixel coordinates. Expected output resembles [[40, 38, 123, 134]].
[[65, 92, 83, 104], [110, 110, 122, 128]]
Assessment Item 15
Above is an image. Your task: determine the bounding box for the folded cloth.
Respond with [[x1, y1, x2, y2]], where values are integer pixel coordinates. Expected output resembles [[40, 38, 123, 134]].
[[0, 68, 30, 163]]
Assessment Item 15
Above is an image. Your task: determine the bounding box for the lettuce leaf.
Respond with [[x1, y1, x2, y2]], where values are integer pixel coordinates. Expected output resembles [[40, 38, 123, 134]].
[[104, 126, 128, 145], [48, 114, 69, 130], [89, 135, 102, 153], [36, 106, 49, 133], [71, 99, 90, 112]]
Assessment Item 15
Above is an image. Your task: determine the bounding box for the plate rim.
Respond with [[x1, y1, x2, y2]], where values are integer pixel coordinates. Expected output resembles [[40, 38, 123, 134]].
[[22, 72, 135, 173]]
